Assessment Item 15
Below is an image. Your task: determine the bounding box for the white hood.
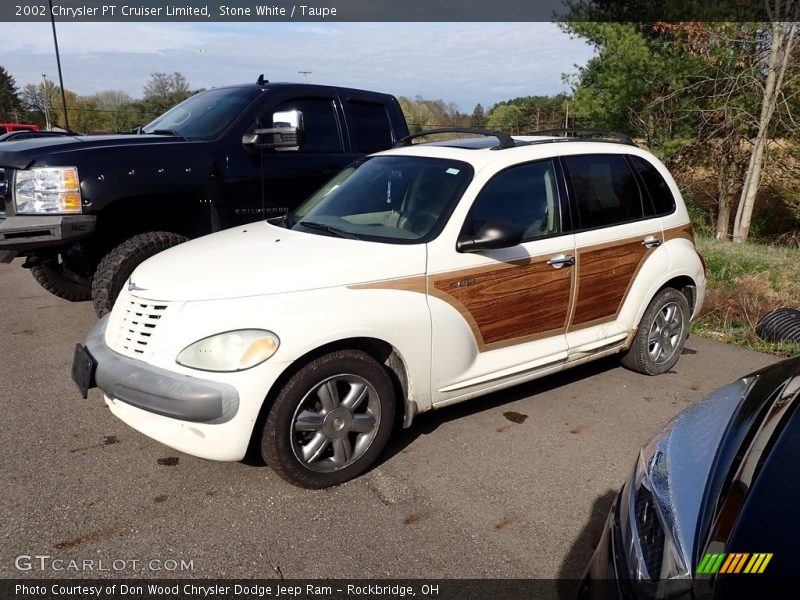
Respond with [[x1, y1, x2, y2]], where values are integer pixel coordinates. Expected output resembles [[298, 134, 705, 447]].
[[129, 222, 427, 301]]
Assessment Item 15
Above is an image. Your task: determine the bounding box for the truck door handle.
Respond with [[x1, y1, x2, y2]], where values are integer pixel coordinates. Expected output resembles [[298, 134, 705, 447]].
[[642, 236, 662, 248], [547, 254, 575, 268]]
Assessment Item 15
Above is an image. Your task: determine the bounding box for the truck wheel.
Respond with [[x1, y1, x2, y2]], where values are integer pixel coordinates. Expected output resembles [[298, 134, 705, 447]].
[[91, 231, 188, 317], [262, 350, 395, 489], [621, 288, 690, 376], [30, 262, 92, 301]]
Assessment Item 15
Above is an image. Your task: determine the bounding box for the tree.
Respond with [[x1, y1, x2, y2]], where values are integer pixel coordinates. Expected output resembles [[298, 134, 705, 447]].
[[732, 16, 799, 242], [563, 1, 800, 242], [92, 90, 137, 132], [398, 96, 467, 132], [486, 104, 523, 134], [470, 103, 487, 128], [0, 66, 23, 122], [141, 71, 192, 121], [22, 78, 60, 128]]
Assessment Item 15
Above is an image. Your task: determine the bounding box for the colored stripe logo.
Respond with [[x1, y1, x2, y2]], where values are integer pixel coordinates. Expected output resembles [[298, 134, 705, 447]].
[[697, 553, 773, 574]]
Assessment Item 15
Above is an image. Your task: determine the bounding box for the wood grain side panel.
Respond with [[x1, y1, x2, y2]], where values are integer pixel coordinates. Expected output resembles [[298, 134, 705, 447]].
[[571, 239, 649, 326], [348, 276, 426, 293], [432, 258, 572, 346], [663, 223, 694, 243]]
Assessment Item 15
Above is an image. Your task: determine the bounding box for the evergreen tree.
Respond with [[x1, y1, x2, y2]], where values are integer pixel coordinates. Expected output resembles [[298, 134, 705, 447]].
[[470, 103, 486, 128], [0, 66, 24, 122]]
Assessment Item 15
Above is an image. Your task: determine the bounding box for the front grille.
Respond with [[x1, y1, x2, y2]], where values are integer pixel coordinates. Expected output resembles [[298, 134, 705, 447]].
[[635, 485, 665, 580], [106, 289, 173, 360]]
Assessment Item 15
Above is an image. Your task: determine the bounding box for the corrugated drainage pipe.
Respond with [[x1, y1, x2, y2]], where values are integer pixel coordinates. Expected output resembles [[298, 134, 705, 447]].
[[755, 308, 800, 344]]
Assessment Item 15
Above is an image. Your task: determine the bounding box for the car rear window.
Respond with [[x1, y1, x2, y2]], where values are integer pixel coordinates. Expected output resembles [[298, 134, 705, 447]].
[[631, 156, 676, 216], [346, 101, 393, 154], [563, 154, 645, 229]]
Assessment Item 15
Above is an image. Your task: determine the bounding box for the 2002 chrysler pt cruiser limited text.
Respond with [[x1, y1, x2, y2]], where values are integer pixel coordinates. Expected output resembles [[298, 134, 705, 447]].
[[73, 129, 706, 488]]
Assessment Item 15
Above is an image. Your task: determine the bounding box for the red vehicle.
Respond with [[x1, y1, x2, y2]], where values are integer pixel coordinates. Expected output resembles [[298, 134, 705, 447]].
[[0, 123, 40, 134]]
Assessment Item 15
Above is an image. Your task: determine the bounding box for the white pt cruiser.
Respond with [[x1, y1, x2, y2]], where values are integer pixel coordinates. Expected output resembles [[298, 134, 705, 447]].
[[73, 130, 706, 488]]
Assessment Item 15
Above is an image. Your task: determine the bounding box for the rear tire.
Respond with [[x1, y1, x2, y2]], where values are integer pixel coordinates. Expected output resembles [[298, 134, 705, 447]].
[[91, 231, 187, 317], [621, 288, 690, 376], [261, 350, 395, 489], [30, 262, 91, 301]]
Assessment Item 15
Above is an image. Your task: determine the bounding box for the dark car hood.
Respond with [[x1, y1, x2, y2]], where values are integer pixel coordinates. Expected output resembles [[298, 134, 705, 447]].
[[694, 357, 800, 565], [0, 134, 186, 169]]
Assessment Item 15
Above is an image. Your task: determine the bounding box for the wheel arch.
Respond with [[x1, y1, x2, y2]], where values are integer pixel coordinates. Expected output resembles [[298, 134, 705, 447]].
[[247, 336, 414, 458], [94, 194, 223, 248], [624, 273, 700, 350]]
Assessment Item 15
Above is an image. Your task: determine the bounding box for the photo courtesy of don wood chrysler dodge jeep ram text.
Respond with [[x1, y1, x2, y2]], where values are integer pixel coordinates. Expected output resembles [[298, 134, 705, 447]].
[[72, 128, 706, 489]]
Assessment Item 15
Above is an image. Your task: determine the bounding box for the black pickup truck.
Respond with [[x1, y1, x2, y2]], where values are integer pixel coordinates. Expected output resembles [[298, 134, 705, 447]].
[[0, 78, 409, 315]]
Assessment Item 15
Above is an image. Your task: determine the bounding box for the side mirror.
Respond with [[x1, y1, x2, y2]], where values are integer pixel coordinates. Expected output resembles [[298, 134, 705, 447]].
[[242, 109, 304, 151], [457, 220, 524, 253]]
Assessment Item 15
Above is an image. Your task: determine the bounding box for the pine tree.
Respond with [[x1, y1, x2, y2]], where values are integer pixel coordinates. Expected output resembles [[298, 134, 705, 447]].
[[470, 103, 487, 128], [0, 66, 24, 122]]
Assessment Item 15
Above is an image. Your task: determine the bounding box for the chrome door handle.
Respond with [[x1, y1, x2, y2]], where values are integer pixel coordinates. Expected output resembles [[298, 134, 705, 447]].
[[643, 236, 662, 248], [547, 254, 576, 268]]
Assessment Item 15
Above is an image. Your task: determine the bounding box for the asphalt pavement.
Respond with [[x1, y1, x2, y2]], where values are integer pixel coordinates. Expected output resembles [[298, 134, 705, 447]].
[[0, 260, 778, 585]]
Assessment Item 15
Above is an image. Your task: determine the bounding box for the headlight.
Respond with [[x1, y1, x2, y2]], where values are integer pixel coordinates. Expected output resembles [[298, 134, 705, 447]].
[[619, 439, 692, 598], [14, 167, 82, 214], [177, 330, 279, 372]]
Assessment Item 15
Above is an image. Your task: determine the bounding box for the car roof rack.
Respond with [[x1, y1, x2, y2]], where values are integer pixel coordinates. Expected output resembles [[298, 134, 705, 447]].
[[528, 128, 635, 146], [395, 127, 516, 150]]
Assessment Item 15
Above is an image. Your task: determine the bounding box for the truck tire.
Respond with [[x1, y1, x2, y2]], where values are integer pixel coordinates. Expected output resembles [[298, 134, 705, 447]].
[[91, 231, 188, 317], [30, 262, 92, 302]]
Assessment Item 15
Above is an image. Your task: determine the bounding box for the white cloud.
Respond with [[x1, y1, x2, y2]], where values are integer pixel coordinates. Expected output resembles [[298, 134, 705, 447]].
[[1, 22, 594, 110]]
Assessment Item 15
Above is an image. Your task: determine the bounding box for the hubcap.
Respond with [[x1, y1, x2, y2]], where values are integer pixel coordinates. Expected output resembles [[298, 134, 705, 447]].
[[290, 374, 381, 472], [647, 301, 684, 364]]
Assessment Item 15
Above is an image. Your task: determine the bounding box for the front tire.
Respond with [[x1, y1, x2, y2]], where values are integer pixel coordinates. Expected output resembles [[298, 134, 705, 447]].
[[30, 261, 91, 301], [621, 288, 690, 375], [262, 350, 395, 489], [91, 231, 188, 317]]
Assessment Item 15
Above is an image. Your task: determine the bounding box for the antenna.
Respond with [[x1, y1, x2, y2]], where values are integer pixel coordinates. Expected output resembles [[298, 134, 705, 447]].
[[256, 74, 268, 85], [298, 71, 312, 84]]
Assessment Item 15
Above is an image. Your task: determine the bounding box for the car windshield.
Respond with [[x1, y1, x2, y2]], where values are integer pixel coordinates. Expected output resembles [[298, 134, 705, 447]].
[[141, 87, 260, 139], [287, 156, 473, 243]]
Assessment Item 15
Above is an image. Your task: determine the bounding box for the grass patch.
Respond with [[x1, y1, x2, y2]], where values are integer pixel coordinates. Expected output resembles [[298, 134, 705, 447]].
[[692, 237, 800, 357]]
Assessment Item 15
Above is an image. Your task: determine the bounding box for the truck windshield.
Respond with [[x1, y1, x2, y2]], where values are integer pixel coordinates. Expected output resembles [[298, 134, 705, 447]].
[[288, 156, 473, 243], [141, 87, 260, 139]]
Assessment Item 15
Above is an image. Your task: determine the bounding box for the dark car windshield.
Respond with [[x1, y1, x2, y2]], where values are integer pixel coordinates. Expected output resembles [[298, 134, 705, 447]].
[[141, 87, 261, 139], [287, 156, 473, 243]]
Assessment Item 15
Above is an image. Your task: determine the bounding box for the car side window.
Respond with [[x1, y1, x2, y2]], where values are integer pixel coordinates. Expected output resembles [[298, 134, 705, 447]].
[[466, 160, 561, 241], [630, 156, 676, 216], [563, 154, 644, 229], [271, 98, 342, 153], [346, 101, 393, 153]]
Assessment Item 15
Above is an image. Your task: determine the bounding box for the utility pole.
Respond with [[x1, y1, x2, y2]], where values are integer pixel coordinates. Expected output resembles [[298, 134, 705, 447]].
[[298, 71, 312, 84], [41, 74, 51, 130], [48, 0, 70, 130]]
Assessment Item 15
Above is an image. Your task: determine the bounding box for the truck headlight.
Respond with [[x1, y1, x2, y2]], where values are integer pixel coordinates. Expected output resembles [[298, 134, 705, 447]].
[[619, 437, 692, 599], [177, 330, 279, 372], [14, 167, 82, 214]]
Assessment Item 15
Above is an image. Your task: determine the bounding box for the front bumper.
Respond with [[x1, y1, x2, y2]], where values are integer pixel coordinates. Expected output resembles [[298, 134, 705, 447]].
[[0, 214, 96, 252], [82, 316, 240, 424]]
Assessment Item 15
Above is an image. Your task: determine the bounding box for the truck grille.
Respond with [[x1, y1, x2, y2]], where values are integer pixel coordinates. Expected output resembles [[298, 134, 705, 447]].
[[106, 289, 173, 360]]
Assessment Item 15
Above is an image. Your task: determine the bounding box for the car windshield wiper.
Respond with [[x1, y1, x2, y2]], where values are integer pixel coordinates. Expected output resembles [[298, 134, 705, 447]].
[[299, 221, 357, 239]]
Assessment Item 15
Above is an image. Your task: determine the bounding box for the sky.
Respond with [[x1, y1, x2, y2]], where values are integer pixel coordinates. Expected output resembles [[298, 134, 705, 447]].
[[0, 22, 596, 111]]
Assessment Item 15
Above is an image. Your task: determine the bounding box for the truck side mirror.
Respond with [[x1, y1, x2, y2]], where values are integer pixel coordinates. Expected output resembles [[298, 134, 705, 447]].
[[242, 110, 305, 151]]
